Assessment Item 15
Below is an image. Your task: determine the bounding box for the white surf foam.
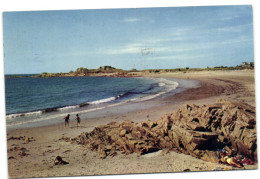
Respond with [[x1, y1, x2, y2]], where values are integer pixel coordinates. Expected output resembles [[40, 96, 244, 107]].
[[6, 77, 180, 128], [158, 82, 166, 87], [57, 105, 80, 111], [130, 78, 179, 102], [88, 96, 117, 105], [6, 110, 42, 120]]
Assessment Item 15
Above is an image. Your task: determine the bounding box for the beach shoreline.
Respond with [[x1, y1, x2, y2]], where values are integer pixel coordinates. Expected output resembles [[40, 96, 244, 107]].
[[5, 76, 197, 131], [6, 70, 257, 178]]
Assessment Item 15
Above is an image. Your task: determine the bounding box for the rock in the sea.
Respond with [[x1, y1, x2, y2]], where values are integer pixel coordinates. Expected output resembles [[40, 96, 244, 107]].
[[72, 99, 257, 163]]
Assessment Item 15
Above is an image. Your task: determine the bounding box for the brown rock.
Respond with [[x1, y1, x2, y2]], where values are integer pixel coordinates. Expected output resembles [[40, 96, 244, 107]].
[[119, 129, 127, 137], [24, 137, 30, 143], [19, 151, 29, 157], [120, 119, 134, 133], [54, 156, 69, 165], [71, 99, 257, 163]]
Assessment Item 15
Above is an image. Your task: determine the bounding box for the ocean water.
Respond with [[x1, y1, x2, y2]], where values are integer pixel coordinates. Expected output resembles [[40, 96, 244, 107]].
[[5, 76, 160, 114], [5, 76, 189, 129]]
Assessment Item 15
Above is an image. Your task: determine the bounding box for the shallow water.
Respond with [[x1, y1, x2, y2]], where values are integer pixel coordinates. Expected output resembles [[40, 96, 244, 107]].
[[5, 76, 199, 130]]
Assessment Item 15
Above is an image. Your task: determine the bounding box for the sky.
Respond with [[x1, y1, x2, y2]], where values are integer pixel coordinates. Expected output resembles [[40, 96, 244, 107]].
[[3, 5, 254, 74]]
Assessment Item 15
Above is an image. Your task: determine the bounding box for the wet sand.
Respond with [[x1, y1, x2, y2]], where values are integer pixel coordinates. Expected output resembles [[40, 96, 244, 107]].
[[6, 70, 257, 178]]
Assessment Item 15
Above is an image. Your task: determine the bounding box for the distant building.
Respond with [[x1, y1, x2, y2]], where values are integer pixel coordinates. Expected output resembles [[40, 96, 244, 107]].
[[242, 62, 254, 68]]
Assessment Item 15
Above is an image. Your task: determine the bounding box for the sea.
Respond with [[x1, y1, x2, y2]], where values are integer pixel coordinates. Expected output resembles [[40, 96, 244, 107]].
[[5, 75, 200, 129]]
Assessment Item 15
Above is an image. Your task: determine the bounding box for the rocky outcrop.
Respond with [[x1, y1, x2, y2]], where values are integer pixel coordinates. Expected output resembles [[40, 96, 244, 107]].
[[72, 99, 257, 163], [169, 99, 257, 161]]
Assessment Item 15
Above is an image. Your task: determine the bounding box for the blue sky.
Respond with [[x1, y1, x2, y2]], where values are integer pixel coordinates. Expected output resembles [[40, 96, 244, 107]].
[[3, 5, 254, 74]]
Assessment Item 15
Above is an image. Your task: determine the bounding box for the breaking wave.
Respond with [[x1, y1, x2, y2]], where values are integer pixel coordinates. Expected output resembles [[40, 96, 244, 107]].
[[6, 78, 179, 123]]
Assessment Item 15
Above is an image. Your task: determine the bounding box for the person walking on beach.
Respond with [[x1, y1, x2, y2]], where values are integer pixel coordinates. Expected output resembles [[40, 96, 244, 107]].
[[64, 114, 70, 128], [75, 114, 81, 128]]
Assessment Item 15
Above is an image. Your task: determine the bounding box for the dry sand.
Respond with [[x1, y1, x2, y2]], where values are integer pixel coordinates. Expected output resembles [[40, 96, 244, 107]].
[[6, 70, 257, 178]]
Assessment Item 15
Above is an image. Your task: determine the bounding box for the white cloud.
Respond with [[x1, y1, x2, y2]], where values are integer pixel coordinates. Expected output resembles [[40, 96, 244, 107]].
[[213, 36, 252, 45], [60, 22, 251, 58], [53, 31, 251, 58], [147, 54, 206, 61], [216, 24, 252, 33], [102, 41, 195, 56], [104, 43, 142, 55]]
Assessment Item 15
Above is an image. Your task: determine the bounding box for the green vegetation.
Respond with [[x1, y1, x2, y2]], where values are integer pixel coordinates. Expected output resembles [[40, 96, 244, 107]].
[[32, 66, 125, 78], [34, 72, 67, 78], [140, 63, 254, 74], [96, 66, 123, 73], [75, 67, 88, 74], [142, 67, 203, 73], [5, 62, 254, 78]]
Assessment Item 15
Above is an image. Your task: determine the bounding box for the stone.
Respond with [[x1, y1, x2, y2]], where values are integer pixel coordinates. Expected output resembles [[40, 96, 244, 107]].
[[54, 156, 69, 165], [71, 99, 257, 163], [119, 129, 127, 137], [24, 137, 30, 143]]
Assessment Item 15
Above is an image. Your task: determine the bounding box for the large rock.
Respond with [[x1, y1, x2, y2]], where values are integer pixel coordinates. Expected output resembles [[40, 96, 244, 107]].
[[170, 99, 257, 161], [72, 99, 257, 163]]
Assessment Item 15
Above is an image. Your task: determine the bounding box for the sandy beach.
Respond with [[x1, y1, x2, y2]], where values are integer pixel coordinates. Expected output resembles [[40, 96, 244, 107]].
[[6, 70, 257, 178]]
